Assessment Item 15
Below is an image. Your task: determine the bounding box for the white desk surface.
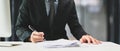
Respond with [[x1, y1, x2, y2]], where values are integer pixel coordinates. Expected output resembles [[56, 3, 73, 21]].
[[0, 41, 120, 51]]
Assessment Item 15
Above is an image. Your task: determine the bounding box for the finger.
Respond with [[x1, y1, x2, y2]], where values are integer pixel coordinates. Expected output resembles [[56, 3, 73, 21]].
[[33, 36, 44, 40], [80, 35, 91, 43], [32, 35, 43, 39], [32, 31, 41, 36], [80, 36, 86, 43], [91, 38, 97, 44], [34, 37, 44, 42], [80, 39, 84, 43], [88, 36, 97, 44], [84, 35, 91, 44], [32, 36, 44, 42], [35, 37, 44, 42], [38, 32, 44, 37], [94, 39, 102, 44], [88, 35, 99, 44], [32, 33, 42, 38], [89, 36, 101, 44]]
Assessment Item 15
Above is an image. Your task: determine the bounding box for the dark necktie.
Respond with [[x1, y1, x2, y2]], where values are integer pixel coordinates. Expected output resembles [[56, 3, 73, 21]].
[[49, 0, 55, 28]]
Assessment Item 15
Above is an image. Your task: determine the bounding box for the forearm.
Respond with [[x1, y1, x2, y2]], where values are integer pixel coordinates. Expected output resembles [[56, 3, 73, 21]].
[[70, 25, 87, 40], [16, 27, 31, 42]]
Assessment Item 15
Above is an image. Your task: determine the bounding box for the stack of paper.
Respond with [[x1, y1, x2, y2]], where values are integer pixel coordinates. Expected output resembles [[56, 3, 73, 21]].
[[41, 39, 80, 48]]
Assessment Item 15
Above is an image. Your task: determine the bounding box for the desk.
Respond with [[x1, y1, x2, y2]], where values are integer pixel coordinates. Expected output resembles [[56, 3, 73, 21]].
[[0, 42, 120, 51]]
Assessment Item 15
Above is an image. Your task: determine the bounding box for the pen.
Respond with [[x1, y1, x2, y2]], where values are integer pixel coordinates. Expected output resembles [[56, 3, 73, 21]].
[[28, 25, 37, 32], [28, 25, 46, 41]]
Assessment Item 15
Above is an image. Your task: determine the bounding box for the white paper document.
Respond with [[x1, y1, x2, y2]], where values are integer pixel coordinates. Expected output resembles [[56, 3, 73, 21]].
[[19, 39, 120, 49], [36, 39, 80, 48]]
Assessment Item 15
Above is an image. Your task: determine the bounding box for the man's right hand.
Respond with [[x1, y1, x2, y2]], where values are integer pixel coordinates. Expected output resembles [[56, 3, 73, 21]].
[[30, 31, 44, 43]]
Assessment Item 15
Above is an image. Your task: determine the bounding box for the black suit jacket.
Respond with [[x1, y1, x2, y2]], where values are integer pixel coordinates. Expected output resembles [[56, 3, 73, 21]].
[[16, 0, 87, 42]]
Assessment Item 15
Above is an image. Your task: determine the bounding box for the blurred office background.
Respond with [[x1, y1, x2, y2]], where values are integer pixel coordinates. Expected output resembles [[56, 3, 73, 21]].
[[67, 0, 120, 44], [67, 0, 107, 41], [1, 0, 120, 44]]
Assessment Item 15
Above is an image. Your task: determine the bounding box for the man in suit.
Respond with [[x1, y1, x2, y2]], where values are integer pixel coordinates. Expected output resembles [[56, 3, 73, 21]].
[[16, 0, 101, 44]]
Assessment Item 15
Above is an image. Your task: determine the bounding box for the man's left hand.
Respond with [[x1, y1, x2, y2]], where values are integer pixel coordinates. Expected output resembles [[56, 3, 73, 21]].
[[80, 34, 101, 44]]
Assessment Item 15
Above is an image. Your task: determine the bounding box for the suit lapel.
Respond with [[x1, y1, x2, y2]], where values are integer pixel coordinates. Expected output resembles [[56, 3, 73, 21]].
[[39, 0, 47, 17], [56, 0, 66, 16]]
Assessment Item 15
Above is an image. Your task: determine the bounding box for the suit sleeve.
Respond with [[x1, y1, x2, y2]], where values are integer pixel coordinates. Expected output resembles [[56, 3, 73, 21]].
[[15, 0, 31, 42], [67, 0, 87, 40]]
